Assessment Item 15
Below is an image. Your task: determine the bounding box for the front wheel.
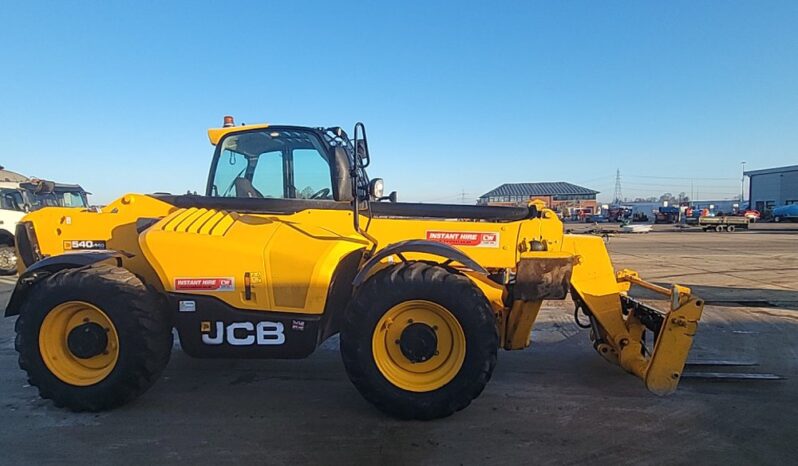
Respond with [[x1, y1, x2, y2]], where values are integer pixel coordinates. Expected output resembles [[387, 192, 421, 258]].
[[15, 265, 173, 411], [341, 262, 498, 420]]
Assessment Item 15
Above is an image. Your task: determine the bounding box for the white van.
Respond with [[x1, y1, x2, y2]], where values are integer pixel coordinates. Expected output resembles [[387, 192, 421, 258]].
[[0, 168, 31, 274]]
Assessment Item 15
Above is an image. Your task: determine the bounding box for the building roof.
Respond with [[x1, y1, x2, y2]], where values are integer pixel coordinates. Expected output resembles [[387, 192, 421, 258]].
[[744, 164, 798, 177], [0, 168, 29, 183], [480, 182, 598, 199]]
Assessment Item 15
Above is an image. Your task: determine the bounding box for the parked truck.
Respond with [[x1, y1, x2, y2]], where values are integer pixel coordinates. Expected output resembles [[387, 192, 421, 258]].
[[698, 215, 750, 232]]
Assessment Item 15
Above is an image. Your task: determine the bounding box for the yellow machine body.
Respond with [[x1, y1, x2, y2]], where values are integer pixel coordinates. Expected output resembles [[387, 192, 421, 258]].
[[11, 122, 704, 396], [17, 194, 703, 394]]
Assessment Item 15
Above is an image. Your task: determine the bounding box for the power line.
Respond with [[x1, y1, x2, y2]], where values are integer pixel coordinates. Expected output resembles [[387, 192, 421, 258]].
[[628, 174, 737, 181], [623, 182, 736, 189], [425, 192, 476, 202], [573, 175, 615, 184]]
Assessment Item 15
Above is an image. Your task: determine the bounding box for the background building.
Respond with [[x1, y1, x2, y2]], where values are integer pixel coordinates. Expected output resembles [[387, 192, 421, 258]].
[[689, 199, 741, 214], [0, 167, 29, 183], [745, 165, 798, 213], [479, 182, 598, 217]]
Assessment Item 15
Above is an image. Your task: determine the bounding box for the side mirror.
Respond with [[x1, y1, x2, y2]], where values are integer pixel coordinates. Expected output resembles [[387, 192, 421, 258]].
[[331, 146, 353, 202], [356, 140, 370, 168], [378, 191, 397, 203], [353, 122, 370, 168]]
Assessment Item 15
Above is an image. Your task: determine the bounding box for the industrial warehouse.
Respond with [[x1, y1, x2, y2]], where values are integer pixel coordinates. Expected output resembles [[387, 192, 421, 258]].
[[745, 164, 798, 214]]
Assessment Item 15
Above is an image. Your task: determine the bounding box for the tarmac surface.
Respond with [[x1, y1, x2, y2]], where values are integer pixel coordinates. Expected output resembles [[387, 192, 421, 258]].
[[1, 229, 796, 465]]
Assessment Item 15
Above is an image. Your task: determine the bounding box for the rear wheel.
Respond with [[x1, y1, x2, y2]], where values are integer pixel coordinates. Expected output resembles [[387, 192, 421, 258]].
[[0, 245, 17, 275], [341, 262, 498, 420], [715, 225, 725, 232], [726, 225, 736, 232], [15, 265, 172, 411]]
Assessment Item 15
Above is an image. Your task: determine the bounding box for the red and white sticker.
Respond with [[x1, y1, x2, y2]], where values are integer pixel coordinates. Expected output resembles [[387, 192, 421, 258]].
[[174, 277, 235, 292], [426, 231, 500, 248]]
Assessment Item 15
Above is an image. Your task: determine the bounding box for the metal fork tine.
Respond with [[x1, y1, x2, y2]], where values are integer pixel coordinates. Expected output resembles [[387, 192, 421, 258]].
[[685, 360, 758, 367], [681, 372, 783, 380]]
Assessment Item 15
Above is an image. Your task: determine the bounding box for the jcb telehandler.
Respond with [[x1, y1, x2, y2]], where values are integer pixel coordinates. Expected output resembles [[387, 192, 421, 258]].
[[6, 118, 703, 419]]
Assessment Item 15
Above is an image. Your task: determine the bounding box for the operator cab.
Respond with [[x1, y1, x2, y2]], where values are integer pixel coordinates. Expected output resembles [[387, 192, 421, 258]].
[[207, 123, 374, 203]]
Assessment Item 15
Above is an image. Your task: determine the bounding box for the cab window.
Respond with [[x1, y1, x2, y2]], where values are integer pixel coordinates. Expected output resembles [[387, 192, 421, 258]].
[[60, 191, 89, 207], [0, 190, 25, 211], [211, 129, 333, 200], [213, 150, 248, 197], [251, 151, 283, 198], [293, 149, 332, 199]]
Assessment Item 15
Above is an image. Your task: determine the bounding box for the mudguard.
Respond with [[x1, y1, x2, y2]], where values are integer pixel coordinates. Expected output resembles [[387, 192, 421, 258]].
[[352, 240, 487, 287], [3, 250, 125, 317]]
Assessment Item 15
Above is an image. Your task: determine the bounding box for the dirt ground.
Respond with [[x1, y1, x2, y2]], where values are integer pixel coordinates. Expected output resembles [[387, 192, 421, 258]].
[[1, 230, 796, 465]]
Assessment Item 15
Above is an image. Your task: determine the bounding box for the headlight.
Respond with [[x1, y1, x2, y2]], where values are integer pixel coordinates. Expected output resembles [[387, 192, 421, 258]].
[[369, 178, 385, 199]]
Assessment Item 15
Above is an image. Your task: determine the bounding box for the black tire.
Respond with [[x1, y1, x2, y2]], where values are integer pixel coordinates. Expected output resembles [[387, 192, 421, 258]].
[[15, 265, 173, 411], [341, 262, 498, 420], [0, 245, 17, 275]]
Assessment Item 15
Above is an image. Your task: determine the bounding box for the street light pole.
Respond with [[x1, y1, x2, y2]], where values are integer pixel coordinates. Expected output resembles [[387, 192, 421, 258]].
[[740, 161, 746, 207]]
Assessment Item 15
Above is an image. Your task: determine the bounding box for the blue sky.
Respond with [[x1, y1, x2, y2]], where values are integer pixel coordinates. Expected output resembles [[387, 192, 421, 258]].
[[1, 1, 796, 204]]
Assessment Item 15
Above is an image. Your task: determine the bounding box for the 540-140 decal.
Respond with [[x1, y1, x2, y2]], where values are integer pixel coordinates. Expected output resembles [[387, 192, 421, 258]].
[[63, 240, 107, 250]]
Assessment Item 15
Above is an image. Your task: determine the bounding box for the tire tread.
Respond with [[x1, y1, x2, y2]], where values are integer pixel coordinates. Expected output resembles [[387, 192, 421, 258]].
[[15, 264, 172, 412], [341, 262, 497, 420]]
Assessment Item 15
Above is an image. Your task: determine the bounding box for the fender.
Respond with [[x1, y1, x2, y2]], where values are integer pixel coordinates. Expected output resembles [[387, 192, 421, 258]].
[[352, 240, 487, 288], [4, 250, 125, 317]]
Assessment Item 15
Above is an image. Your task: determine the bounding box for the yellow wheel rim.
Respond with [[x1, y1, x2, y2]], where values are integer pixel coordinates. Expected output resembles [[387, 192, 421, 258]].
[[372, 300, 466, 392], [39, 301, 119, 386]]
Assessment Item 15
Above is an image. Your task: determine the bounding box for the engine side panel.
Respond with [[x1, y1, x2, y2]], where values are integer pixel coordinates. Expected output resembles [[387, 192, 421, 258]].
[[140, 207, 369, 314]]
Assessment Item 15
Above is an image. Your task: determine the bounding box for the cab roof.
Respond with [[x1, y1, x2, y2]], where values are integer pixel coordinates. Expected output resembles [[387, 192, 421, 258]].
[[207, 123, 270, 146]]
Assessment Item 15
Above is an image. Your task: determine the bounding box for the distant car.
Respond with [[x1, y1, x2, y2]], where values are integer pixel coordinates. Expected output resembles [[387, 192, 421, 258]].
[[772, 205, 798, 222]]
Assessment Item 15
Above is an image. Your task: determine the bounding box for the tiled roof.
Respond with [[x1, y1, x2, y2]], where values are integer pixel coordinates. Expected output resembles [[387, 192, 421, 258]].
[[480, 182, 598, 198]]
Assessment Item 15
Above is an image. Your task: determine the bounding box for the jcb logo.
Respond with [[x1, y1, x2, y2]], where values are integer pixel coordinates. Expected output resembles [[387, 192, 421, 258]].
[[201, 321, 285, 346]]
